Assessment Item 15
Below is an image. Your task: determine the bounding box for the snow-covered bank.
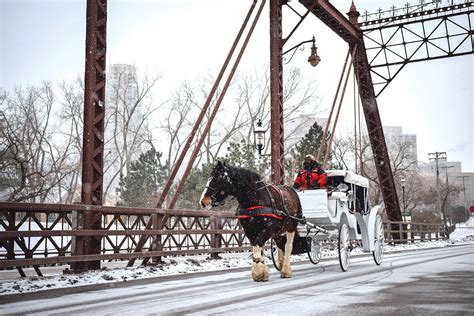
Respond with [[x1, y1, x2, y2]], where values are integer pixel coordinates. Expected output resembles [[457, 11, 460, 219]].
[[1, 220, 473, 296], [449, 216, 474, 242]]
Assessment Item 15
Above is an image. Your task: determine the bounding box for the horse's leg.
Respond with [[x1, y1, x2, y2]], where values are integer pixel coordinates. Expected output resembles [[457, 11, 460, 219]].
[[280, 231, 295, 278], [251, 245, 269, 282], [277, 247, 284, 270]]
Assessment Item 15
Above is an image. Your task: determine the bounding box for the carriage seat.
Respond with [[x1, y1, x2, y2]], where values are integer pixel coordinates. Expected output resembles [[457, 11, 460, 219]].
[[297, 189, 329, 221]]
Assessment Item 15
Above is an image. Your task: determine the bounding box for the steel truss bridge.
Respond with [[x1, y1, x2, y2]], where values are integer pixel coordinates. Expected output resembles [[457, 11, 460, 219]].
[[0, 0, 472, 275]]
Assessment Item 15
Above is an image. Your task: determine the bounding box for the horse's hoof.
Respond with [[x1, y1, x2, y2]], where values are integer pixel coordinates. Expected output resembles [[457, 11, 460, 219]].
[[253, 276, 269, 282], [252, 262, 269, 282], [280, 272, 292, 278]]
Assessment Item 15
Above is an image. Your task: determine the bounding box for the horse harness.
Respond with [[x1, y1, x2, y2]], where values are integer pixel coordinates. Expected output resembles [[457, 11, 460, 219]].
[[236, 183, 295, 221]]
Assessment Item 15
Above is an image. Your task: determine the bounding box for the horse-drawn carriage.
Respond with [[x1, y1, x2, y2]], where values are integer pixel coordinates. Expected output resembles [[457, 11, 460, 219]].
[[200, 162, 385, 281], [270, 170, 385, 272]]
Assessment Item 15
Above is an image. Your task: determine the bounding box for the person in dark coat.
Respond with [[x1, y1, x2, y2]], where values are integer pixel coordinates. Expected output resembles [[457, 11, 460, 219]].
[[293, 154, 327, 190]]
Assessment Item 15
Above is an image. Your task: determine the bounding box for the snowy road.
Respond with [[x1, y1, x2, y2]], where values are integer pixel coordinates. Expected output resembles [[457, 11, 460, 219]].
[[2, 244, 473, 315]]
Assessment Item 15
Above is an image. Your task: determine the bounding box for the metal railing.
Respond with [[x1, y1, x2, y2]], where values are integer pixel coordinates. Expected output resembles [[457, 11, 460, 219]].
[[1, 203, 448, 275]]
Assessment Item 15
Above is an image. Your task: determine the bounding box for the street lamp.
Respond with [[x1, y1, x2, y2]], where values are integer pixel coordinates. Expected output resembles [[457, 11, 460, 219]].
[[282, 35, 321, 67], [253, 118, 268, 157], [308, 36, 321, 67], [401, 177, 406, 221]]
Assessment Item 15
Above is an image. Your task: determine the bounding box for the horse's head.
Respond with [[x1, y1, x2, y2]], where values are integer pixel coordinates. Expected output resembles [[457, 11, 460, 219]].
[[200, 161, 233, 209]]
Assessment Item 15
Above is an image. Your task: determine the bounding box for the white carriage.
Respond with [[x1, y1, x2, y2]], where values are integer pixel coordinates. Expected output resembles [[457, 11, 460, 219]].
[[270, 170, 385, 272]]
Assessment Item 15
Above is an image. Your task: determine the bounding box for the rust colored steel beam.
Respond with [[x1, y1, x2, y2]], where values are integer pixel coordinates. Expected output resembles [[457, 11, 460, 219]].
[[0, 229, 243, 238], [154, 1, 258, 211], [359, 1, 474, 30], [299, 0, 361, 44], [0, 202, 235, 218], [299, 0, 401, 221], [142, 0, 266, 266], [72, 0, 107, 271], [269, 0, 285, 184], [128, 1, 259, 267], [352, 41, 401, 222], [316, 49, 350, 162], [168, 0, 267, 210], [322, 47, 357, 169]]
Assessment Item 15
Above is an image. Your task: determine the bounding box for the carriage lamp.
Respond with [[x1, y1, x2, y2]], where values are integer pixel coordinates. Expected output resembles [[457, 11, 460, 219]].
[[253, 118, 267, 157], [308, 36, 321, 67]]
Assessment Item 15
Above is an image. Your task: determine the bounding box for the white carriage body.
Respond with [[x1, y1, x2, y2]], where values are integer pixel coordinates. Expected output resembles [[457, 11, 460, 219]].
[[297, 170, 382, 253]]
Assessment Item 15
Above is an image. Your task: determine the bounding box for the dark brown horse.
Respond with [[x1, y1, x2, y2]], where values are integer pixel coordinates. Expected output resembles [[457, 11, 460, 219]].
[[200, 161, 302, 281]]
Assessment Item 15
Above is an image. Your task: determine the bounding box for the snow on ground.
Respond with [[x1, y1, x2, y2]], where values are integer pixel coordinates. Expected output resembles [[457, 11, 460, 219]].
[[1, 219, 473, 296], [449, 216, 474, 242]]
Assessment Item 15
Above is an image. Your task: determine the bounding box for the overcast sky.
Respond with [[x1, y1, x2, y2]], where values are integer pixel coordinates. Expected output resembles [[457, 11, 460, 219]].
[[1, 0, 472, 171]]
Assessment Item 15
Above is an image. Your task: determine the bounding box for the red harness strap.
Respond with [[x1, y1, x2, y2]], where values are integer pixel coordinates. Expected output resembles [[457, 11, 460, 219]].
[[237, 205, 284, 220]]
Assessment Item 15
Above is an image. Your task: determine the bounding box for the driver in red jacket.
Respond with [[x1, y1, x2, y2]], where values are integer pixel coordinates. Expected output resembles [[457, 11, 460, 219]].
[[293, 154, 327, 190]]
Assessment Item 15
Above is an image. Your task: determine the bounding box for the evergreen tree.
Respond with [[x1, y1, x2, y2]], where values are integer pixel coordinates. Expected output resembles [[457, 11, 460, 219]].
[[225, 138, 269, 175], [117, 147, 168, 207], [287, 121, 333, 181], [290, 121, 328, 164], [177, 162, 215, 209]]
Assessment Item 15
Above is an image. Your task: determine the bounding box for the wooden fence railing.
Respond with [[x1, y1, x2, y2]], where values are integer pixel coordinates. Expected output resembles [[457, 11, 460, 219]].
[[1, 202, 448, 275], [384, 220, 448, 243]]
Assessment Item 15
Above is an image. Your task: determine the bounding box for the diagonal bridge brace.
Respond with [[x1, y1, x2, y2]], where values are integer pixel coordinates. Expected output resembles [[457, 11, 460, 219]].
[[299, 0, 402, 221]]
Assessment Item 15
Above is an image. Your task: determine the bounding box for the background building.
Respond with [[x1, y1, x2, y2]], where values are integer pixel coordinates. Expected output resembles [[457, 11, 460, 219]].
[[104, 64, 142, 204], [383, 126, 418, 167]]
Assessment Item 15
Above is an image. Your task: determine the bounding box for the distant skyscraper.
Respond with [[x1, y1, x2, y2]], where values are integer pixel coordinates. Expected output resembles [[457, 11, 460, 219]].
[[104, 64, 142, 204]]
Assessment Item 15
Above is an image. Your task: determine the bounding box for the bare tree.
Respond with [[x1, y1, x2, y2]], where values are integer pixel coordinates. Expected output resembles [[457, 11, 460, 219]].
[[0, 82, 78, 203], [158, 66, 318, 175], [57, 78, 85, 203], [332, 132, 420, 211], [157, 66, 319, 206], [160, 80, 200, 170]]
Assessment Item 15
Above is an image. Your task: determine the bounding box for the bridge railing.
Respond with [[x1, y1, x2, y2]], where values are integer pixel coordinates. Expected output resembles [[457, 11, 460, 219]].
[[0, 202, 249, 274], [1, 202, 448, 273], [384, 220, 448, 244]]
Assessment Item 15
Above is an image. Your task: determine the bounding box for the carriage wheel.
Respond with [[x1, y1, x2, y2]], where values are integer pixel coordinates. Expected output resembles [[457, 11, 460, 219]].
[[270, 238, 280, 271], [308, 237, 322, 264], [338, 223, 350, 272], [372, 214, 384, 265]]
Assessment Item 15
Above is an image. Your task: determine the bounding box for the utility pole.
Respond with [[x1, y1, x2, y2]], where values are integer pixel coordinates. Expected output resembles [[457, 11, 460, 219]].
[[457, 175, 469, 208], [440, 165, 454, 225], [428, 151, 447, 216]]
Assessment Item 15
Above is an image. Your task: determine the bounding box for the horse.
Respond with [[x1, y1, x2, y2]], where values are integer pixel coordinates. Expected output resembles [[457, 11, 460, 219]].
[[199, 161, 302, 282]]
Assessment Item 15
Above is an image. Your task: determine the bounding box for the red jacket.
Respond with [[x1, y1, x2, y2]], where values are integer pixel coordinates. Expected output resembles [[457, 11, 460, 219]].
[[293, 165, 327, 189]]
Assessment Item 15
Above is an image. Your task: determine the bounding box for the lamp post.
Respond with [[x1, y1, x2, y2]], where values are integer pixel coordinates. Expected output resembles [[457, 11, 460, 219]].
[[401, 177, 406, 221], [253, 118, 269, 157]]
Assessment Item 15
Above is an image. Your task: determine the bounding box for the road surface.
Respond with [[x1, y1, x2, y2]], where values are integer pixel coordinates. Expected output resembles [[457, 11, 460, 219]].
[[1, 244, 473, 315]]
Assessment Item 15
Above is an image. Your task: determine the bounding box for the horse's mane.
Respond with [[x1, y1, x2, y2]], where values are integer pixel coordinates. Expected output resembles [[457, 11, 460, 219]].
[[226, 165, 262, 187]]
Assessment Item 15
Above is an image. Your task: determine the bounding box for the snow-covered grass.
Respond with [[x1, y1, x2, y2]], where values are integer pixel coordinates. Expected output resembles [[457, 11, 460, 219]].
[[1, 218, 473, 296]]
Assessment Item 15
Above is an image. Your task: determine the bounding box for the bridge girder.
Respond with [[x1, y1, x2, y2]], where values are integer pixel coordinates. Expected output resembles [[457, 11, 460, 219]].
[[290, 0, 402, 221]]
